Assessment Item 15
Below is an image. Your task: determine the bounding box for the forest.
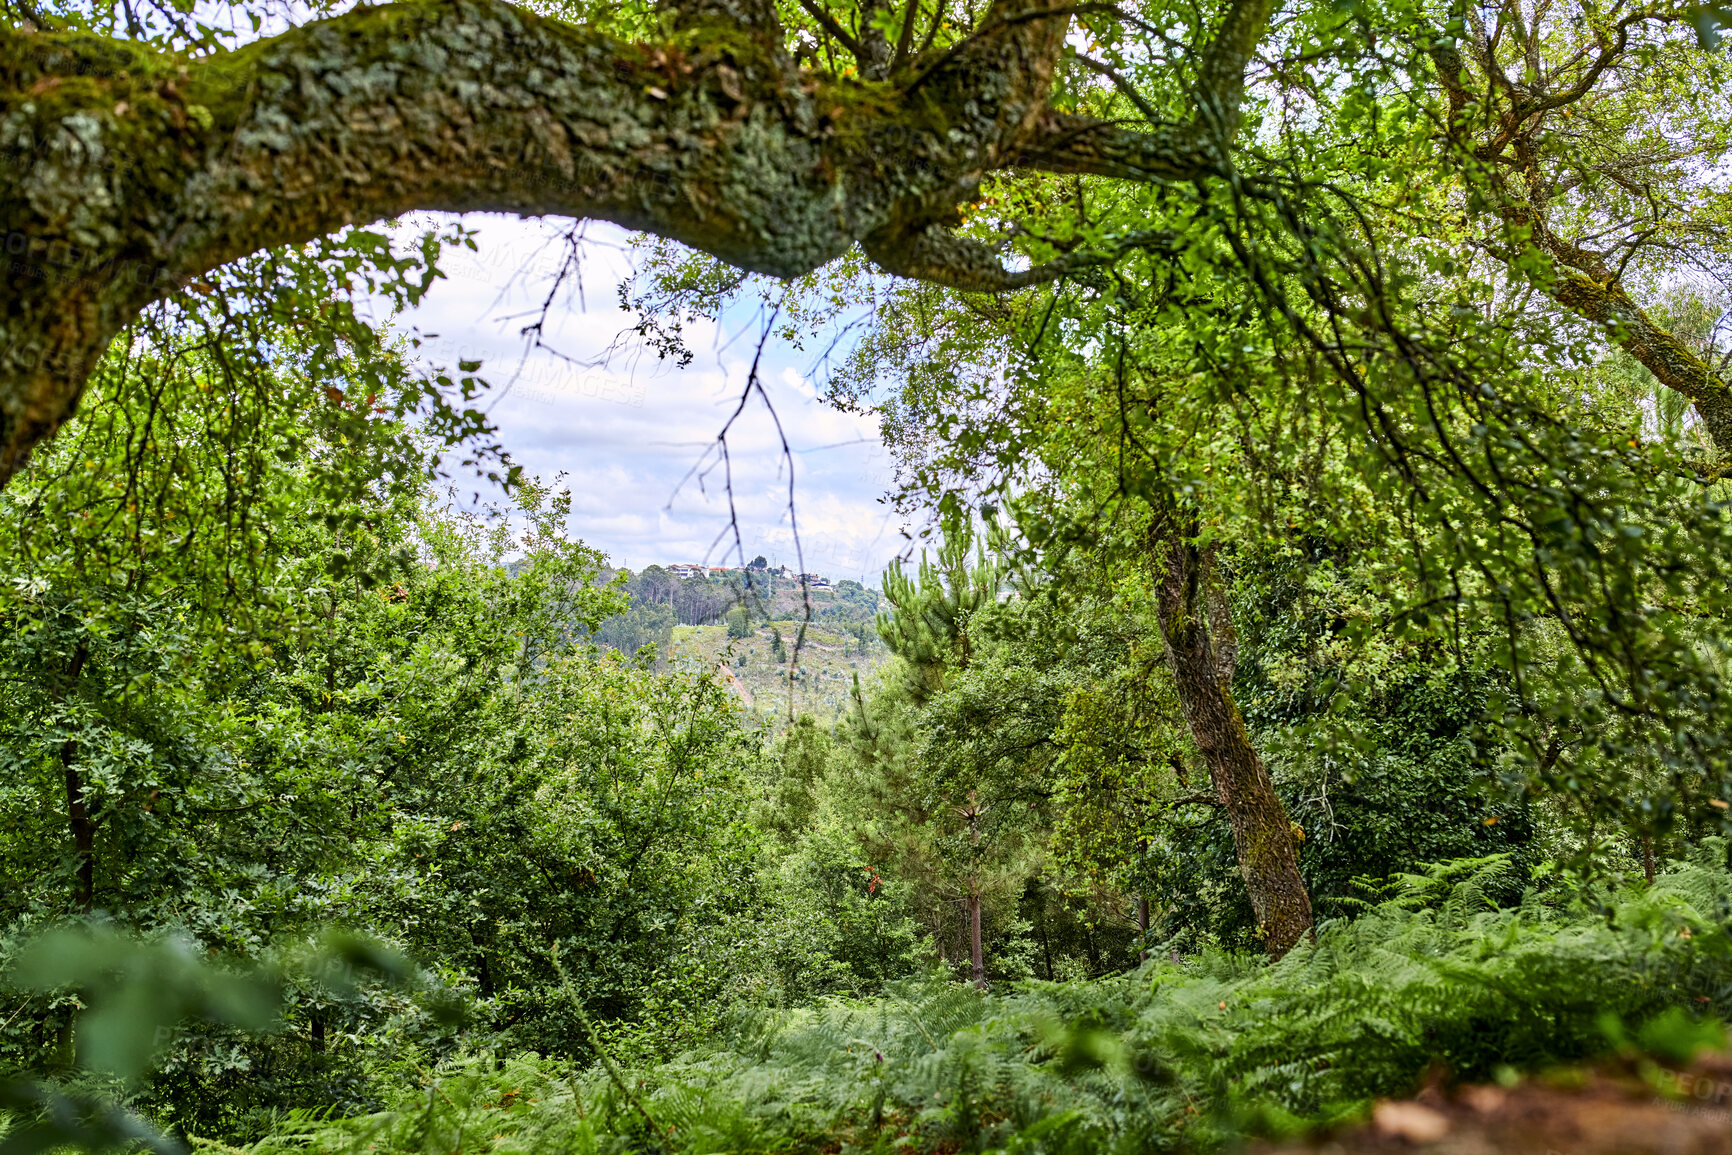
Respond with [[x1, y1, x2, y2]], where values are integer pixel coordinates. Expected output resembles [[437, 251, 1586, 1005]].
[[3, 0, 1732, 1150]]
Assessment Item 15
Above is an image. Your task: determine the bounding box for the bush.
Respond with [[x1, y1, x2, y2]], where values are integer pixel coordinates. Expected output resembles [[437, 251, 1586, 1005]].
[[251, 852, 1732, 1155]]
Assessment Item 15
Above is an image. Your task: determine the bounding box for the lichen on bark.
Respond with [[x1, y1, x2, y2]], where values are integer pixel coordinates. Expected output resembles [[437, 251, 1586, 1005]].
[[1150, 510, 1314, 959], [1, 0, 1273, 482]]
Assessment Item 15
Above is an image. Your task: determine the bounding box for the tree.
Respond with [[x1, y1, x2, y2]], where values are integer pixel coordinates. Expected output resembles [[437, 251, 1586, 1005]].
[[637, 565, 674, 606], [1144, 503, 1312, 955], [1425, 0, 1732, 456], [836, 257, 1329, 954], [877, 524, 1001, 700], [786, 0, 1732, 934], [874, 520, 1006, 984], [4, 0, 1291, 480], [593, 599, 677, 655]]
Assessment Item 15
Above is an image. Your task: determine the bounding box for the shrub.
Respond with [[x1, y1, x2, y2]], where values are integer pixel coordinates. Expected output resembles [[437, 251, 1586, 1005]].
[[252, 852, 1732, 1155]]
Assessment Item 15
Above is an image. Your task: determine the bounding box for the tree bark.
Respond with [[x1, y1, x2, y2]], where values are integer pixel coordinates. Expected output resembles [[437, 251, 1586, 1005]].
[[1149, 514, 1312, 959], [0, 0, 1276, 481], [967, 886, 983, 987]]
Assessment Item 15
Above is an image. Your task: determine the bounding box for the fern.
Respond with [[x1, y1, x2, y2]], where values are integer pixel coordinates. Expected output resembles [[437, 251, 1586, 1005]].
[[254, 855, 1732, 1155]]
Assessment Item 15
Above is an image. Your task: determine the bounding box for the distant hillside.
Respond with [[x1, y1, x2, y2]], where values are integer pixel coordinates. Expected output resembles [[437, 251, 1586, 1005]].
[[666, 619, 892, 730]]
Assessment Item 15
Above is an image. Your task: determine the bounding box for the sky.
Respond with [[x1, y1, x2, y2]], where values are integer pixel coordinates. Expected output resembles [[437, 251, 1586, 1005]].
[[374, 215, 910, 585], [173, 0, 911, 585]]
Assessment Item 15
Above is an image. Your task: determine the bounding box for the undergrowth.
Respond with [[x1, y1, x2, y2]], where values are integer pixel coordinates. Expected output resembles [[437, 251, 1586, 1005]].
[[245, 851, 1732, 1155]]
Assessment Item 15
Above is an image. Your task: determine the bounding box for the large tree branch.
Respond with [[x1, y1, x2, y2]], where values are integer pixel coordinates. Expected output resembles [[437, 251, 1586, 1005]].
[[1187, 0, 1277, 137], [1012, 0, 1275, 178], [0, 0, 1024, 477], [1476, 185, 1732, 456], [0, 0, 1267, 481], [1009, 109, 1224, 179], [1553, 272, 1732, 455], [1425, 5, 1732, 459]]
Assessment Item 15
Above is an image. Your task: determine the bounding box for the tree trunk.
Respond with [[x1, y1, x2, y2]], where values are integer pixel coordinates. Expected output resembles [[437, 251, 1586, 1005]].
[[1150, 514, 1312, 959], [1136, 834, 1151, 962], [57, 639, 93, 911], [966, 792, 985, 988], [63, 754, 95, 912], [967, 887, 984, 988], [472, 923, 497, 997]]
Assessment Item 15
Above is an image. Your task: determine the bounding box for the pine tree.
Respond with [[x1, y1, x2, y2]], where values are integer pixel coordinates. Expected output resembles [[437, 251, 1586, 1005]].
[[873, 517, 1005, 984], [875, 518, 1002, 702]]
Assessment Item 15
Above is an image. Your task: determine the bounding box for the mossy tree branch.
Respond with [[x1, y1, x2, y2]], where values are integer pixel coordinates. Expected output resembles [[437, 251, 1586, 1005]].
[[0, 0, 1277, 483], [1427, 4, 1732, 459], [1553, 271, 1732, 454]]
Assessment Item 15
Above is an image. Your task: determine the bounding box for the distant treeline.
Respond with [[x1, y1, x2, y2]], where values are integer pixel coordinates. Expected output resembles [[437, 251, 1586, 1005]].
[[590, 564, 881, 655]]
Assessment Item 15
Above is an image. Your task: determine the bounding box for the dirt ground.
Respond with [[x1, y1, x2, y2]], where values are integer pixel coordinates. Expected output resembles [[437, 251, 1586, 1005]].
[[1263, 1054, 1732, 1154]]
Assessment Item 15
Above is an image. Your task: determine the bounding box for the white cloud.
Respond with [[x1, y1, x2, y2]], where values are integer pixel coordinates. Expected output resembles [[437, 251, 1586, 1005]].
[[386, 215, 906, 584]]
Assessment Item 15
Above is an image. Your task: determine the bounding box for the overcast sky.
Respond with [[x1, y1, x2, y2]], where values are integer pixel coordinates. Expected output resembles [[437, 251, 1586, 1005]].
[[375, 215, 909, 585]]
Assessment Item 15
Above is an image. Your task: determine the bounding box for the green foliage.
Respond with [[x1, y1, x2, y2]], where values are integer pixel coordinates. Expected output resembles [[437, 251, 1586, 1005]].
[[10, 930, 278, 1084], [824, 581, 882, 625], [8, 0, 1732, 1144], [0, 310, 782, 1142], [392, 651, 764, 1055], [802, 0, 1732, 883], [876, 519, 1001, 701], [591, 600, 676, 657], [0, 927, 433, 1155], [238, 854, 1732, 1155]]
